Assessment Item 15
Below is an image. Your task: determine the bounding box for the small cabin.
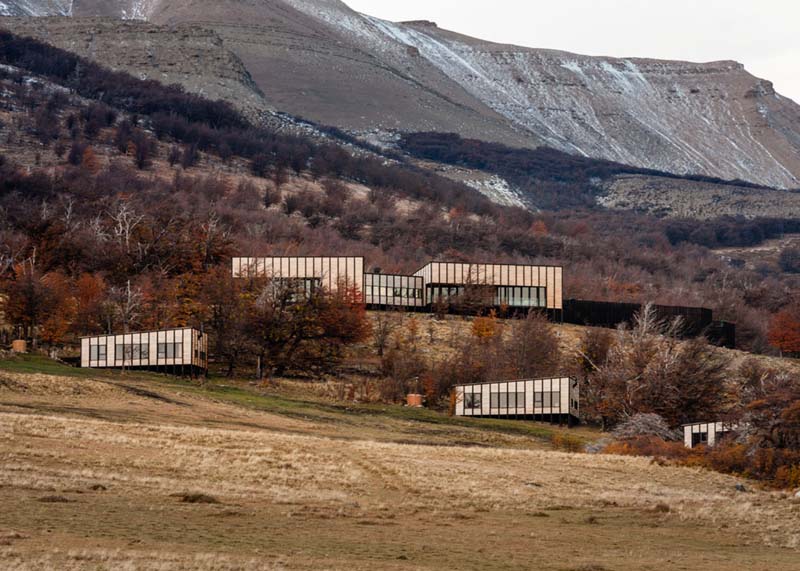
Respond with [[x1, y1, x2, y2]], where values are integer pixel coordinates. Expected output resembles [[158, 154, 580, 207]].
[[683, 421, 739, 448], [81, 328, 207, 376], [454, 377, 579, 424]]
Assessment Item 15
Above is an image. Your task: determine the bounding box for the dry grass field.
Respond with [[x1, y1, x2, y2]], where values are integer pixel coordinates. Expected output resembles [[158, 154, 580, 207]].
[[1, 360, 800, 571]]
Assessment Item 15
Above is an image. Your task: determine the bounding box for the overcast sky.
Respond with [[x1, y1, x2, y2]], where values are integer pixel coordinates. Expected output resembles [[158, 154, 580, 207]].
[[346, 0, 800, 104]]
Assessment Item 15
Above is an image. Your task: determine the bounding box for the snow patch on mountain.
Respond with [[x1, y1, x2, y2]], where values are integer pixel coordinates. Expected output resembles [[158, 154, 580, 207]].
[[0, 0, 71, 16], [347, 17, 799, 188], [465, 175, 529, 210]]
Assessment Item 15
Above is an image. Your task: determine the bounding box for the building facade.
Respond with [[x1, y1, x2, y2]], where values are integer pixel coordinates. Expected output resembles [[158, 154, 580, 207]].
[[683, 421, 739, 448], [415, 262, 562, 315], [81, 327, 208, 375], [454, 377, 579, 423], [364, 272, 425, 308], [231, 257, 563, 316], [232, 257, 366, 302]]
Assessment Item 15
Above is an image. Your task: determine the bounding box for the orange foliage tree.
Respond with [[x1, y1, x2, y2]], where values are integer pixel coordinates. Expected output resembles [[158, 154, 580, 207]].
[[471, 311, 499, 341], [38, 272, 76, 345], [72, 273, 108, 335], [767, 308, 800, 355]]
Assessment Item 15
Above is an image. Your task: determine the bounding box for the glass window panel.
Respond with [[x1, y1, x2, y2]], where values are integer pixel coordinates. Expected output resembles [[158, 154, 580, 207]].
[[465, 393, 481, 409], [90, 344, 106, 360]]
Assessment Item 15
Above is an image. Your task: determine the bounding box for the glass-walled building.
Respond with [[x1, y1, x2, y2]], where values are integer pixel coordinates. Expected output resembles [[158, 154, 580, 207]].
[[231, 257, 563, 317], [364, 273, 424, 308], [454, 377, 579, 424], [80, 328, 207, 375], [232, 257, 365, 302], [414, 262, 562, 316]]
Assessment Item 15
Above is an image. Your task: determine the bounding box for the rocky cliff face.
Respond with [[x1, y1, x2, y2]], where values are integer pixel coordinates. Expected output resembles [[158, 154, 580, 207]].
[[5, 16, 271, 120], [3, 0, 800, 188]]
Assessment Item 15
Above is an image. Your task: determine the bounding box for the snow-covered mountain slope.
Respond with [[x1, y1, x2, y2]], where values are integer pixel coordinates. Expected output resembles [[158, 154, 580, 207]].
[[366, 21, 800, 189], [0, 0, 71, 16], [3, 0, 800, 188]]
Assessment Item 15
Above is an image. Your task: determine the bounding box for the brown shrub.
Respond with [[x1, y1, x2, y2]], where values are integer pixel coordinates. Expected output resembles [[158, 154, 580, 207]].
[[551, 433, 584, 453], [705, 443, 749, 475], [602, 436, 694, 461]]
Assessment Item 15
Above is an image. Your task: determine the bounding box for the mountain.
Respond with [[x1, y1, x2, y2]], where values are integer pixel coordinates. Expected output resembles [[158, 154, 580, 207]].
[[2, 0, 800, 189]]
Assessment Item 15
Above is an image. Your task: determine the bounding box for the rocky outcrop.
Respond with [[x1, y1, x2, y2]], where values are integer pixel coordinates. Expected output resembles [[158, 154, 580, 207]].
[[5, 16, 270, 119], [600, 175, 800, 219]]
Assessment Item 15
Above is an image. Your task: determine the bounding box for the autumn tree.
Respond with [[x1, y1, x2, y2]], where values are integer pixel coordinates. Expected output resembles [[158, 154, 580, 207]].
[[505, 311, 561, 378], [768, 307, 800, 356], [1, 259, 67, 347], [200, 267, 258, 376], [471, 311, 499, 341], [590, 304, 727, 428], [38, 272, 77, 346], [576, 327, 616, 428], [81, 146, 100, 174], [72, 272, 108, 336], [247, 279, 370, 379]]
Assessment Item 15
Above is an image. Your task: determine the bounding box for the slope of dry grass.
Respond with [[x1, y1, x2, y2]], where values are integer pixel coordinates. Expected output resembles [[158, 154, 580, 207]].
[[1, 367, 799, 570]]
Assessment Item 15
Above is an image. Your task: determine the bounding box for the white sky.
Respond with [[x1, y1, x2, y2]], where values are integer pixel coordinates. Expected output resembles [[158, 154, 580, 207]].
[[346, 0, 800, 104]]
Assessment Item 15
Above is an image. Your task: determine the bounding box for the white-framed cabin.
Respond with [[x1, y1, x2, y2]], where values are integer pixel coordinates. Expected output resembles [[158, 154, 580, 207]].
[[81, 327, 208, 376], [683, 421, 740, 448], [455, 377, 579, 425]]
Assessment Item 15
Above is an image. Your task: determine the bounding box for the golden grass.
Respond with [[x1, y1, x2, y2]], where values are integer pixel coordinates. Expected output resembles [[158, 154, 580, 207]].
[[2, 371, 800, 570]]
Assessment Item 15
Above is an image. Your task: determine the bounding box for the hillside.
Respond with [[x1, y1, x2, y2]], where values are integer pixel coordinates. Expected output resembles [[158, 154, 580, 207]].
[[1, 360, 799, 570], [3, 0, 800, 188], [1, 31, 799, 353]]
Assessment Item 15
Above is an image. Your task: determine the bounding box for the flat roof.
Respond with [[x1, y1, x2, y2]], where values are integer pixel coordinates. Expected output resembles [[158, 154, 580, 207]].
[[455, 376, 575, 388], [80, 327, 200, 339], [413, 261, 564, 274]]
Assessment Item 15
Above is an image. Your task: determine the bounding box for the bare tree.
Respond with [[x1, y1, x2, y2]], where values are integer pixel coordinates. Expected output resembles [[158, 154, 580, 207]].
[[372, 312, 396, 357], [110, 203, 144, 254], [198, 212, 231, 270], [109, 280, 142, 333]]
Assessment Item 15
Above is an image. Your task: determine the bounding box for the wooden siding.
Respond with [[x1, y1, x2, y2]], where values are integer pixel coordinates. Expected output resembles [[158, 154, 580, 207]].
[[413, 262, 563, 309], [455, 377, 578, 418], [80, 328, 207, 370], [231, 257, 365, 301]]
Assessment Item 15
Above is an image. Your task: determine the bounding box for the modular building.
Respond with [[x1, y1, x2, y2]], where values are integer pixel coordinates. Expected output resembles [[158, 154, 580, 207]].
[[454, 377, 579, 424], [81, 327, 208, 375], [232, 256, 366, 302], [231, 257, 563, 316], [683, 421, 739, 448], [415, 262, 562, 317]]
